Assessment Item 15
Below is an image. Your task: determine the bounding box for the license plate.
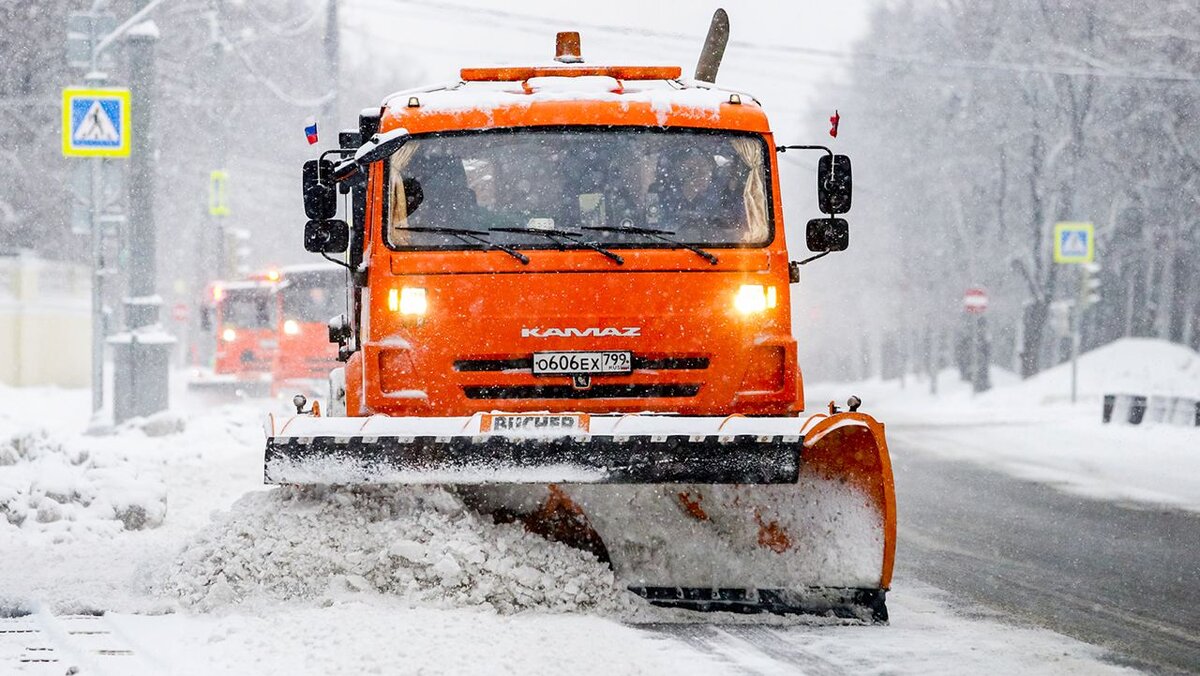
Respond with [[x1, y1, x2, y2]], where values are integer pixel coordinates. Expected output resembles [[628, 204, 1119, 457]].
[[532, 350, 632, 376]]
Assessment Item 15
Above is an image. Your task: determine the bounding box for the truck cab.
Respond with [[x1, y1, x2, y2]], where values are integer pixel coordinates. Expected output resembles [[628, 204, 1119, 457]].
[[210, 279, 277, 379], [327, 65, 809, 419], [272, 263, 345, 393]]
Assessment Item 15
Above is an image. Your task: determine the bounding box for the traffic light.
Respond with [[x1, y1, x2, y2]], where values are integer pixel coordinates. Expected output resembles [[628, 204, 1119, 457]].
[[1080, 263, 1101, 307], [209, 169, 230, 217]]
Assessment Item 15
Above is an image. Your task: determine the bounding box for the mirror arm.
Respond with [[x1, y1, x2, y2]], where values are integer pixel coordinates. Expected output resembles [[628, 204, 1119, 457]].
[[777, 145, 840, 217], [314, 149, 360, 185], [319, 148, 355, 161], [320, 251, 354, 272], [776, 144, 833, 160], [319, 149, 355, 178], [795, 250, 833, 266]]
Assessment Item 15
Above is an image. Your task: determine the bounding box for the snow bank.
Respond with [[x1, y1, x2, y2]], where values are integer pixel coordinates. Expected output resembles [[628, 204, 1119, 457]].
[[0, 429, 167, 535], [810, 338, 1199, 425], [156, 485, 635, 614], [984, 338, 1200, 407], [807, 338, 1200, 512]]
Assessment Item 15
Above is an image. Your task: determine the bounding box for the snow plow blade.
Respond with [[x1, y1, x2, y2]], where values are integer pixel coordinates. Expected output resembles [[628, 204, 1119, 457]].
[[263, 411, 895, 621], [264, 413, 801, 485]]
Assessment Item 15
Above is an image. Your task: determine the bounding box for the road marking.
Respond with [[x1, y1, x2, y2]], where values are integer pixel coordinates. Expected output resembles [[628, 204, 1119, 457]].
[[1, 611, 157, 675]]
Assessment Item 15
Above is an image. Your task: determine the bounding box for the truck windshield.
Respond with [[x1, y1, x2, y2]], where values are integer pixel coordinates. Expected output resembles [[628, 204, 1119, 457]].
[[222, 289, 274, 329], [385, 128, 770, 250]]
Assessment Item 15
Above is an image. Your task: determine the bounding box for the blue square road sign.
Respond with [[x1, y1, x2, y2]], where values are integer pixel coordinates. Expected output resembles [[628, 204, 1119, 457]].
[[1054, 222, 1094, 264], [62, 87, 131, 158]]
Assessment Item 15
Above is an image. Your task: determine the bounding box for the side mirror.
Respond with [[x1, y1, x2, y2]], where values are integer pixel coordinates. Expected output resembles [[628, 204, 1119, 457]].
[[817, 154, 852, 215], [305, 219, 349, 253], [806, 218, 849, 252], [354, 128, 410, 166], [302, 159, 337, 220]]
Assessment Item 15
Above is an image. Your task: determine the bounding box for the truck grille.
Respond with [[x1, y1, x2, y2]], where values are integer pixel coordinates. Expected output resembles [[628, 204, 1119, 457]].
[[462, 384, 701, 400], [454, 356, 709, 372]]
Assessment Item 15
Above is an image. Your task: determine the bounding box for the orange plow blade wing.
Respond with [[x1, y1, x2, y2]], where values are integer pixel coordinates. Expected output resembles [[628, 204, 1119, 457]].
[[469, 411, 897, 621], [800, 412, 897, 590]]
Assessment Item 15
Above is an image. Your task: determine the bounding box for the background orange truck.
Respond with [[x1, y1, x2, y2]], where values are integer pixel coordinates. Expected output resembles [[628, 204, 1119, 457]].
[[190, 278, 277, 396], [271, 263, 345, 394]]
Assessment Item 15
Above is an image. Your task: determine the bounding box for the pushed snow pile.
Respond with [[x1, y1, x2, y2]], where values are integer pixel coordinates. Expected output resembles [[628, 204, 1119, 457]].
[[984, 338, 1200, 406], [0, 429, 167, 534], [157, 486, 632, 614], [116, 410, 188, 438]]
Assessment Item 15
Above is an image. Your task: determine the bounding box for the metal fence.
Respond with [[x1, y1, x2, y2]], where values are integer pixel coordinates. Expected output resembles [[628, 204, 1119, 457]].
[[1103, 394, 1200, 427]]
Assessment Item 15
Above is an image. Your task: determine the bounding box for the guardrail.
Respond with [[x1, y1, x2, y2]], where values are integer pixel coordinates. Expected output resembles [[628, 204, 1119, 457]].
[[1103, 394, 1199, 427]]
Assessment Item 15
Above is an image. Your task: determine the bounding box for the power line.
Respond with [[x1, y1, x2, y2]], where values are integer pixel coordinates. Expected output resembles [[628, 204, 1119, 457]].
[[342, 3, 849, 85], [244, 0, 328, 38], [212, 6, 335, 108], [354, 0, 1200, 84]]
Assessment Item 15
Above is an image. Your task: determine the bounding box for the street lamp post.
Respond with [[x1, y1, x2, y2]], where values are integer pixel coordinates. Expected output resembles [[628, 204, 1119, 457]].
[[109, 2, 174, 423]]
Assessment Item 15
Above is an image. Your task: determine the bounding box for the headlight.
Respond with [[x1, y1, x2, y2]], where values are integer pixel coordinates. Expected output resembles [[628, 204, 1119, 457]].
[[389, 287, 427, 315], [283, 319, 301, 335], [222, 328, 237, 342], [733, 284, 778, 315]]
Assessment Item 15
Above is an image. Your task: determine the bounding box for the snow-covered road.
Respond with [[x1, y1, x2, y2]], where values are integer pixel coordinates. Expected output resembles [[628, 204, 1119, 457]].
[[2, 584, 1134, 676], [3, 356, 1194, 673]]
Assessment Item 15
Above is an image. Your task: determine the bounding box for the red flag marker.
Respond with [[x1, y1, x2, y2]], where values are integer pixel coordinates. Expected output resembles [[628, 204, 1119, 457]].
[[829, 110, 840, 138]]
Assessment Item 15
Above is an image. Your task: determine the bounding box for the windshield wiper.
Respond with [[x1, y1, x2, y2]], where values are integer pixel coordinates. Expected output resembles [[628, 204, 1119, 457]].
[[490, 227, 625, 265], [581, 225, 718, 265], [398, 226, 529, 264]]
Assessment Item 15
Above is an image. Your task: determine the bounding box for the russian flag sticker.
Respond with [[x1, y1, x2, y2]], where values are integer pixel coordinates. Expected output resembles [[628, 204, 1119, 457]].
[[304, 116, 318, 145]]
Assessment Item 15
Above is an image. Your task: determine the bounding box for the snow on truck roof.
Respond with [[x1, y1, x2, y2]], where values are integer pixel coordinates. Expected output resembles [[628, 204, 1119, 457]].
[[379, 64, 767, 131]]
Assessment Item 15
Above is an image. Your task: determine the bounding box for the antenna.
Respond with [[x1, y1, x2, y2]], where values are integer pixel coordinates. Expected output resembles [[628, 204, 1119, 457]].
[[694, 8, 729, 83]]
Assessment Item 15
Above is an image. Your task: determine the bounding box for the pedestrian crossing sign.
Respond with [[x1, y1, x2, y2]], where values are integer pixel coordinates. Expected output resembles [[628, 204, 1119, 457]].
[[61, 87, 131, 158], [1053, 222, 1094, 264]]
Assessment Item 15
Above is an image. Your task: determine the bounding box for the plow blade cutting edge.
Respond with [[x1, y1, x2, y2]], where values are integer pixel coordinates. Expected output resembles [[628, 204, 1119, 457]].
[[263, 411, 896, 621], [265, 414, 802, 485]]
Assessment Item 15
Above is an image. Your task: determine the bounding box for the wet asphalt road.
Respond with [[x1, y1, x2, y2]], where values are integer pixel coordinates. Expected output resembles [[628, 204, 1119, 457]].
[[645, 430, 1200, 674], [890, 428, 1200, 674]]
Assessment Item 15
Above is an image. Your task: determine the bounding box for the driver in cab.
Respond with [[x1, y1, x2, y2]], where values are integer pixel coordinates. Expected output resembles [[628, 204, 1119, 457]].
[[657, 147, 743, 240]]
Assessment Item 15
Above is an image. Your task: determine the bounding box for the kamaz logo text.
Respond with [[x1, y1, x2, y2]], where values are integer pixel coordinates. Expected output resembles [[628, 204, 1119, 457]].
[[521, 327, 641, 338]]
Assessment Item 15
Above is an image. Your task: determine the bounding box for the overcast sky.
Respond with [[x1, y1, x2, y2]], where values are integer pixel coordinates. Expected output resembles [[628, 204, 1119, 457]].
[[340, 0, 877, 140]]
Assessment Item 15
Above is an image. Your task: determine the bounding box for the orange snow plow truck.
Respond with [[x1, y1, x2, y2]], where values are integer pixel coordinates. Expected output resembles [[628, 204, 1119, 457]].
[[266, 16, 895, 621]]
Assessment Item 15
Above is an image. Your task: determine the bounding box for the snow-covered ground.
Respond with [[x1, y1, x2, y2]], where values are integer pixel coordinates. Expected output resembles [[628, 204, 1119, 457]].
[[808, 338, 1200, 514], [0, 366, 1156, 674]]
